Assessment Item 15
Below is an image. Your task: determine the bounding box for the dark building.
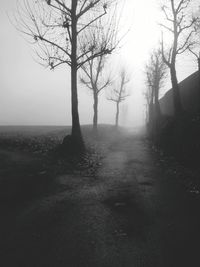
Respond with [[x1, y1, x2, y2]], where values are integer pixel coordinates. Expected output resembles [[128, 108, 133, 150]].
[[160, 71, 200, 116]]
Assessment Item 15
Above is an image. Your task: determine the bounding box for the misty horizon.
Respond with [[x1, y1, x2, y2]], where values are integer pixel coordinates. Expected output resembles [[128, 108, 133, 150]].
[[0, 0, 198, 127]]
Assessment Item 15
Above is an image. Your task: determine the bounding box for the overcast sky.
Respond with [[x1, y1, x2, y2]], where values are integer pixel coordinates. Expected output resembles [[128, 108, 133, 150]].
[[0, 0, 197, 126]]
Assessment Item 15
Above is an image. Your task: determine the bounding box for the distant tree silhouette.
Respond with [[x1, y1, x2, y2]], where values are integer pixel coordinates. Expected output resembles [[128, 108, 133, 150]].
[[107, 69, 130, 127], [189, 41, 200, 72], [160, 0, 197, 116], [144, 84, 154, 127], [80, 54, 111, 133], [14, 0, 119, 151], [145, 49, 167, 126]]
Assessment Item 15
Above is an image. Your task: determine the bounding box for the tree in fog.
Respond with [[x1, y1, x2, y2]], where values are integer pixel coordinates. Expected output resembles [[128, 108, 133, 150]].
[[144, 84, 154, 126], [107, 69, 130, 127], [145, 49, 167, 125], [160, 0, 197, 116], [188, 18, 200, 71], [188, 25, 200, 72], [14, 0, 119, 151], [80, 29, 112, 133]]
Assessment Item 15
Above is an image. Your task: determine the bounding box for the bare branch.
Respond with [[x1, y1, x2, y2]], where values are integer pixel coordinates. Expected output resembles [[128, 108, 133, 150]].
[[177, 30, 194, 54], [80, 77, 93, 89], [98, 78, 112, 92], [161, 34, 171, 67], [160, 0, 196, 64], [77, 0, 101, 18], [79, 0, 88, 14], [77, 10, 106, 35], [188, 46, 199, 59], [107, 67, 131, 104], [178, 17, 197, 35], [78, 48, 114, 69], [161, 5, 173, 22], [53, 0, 71, 14], [177, 0, 190, 14], [159, 23, 174, 33], [37, 35, 70, 57]]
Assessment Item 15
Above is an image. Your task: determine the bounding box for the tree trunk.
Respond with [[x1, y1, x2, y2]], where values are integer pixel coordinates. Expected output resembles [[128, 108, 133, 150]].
[[71, 1, 84, 149], [170, 65, 183, 116], [93, 92, 98, 133], [148, 100, 154, 131], [154, 87, 162, 136], [115, 102, 119, 127], [71, 65, 82, 139], [154, 87, 161, 118]]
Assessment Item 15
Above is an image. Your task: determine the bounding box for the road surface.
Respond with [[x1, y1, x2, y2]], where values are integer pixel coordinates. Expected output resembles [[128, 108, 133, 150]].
[[0, 133, 200, 267]]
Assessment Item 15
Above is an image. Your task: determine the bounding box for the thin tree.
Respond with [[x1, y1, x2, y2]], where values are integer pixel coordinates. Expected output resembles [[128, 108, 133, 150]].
[[189, 43, 200, 72], [188, 18, 200, 74], [107, 69, 130, 127], [80, 53, 111, 133], [160, 0, 197, 116], [13, 0, 119, 150], [188, 25, 200, 72], [144, 84, 154, 127], [145, 49, 167, 123]]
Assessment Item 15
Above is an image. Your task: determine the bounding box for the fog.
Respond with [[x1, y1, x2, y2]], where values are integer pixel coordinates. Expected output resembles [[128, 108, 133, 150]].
[[0, 0, 197, 126]]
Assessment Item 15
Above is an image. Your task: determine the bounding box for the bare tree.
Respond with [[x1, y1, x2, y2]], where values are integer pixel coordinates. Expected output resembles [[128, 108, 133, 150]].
[[188, 32, 200, 72], [145, 49, 167, 123], [188, 17, 200, 70], [144, 85, 154, 126], [107, 69, 130, 127], [80, 51, 111, 133], [13, 0, 119, 150], [160, 0, 197, 116]]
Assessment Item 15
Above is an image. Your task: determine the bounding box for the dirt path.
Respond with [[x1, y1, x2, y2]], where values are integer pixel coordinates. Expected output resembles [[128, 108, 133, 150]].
[[0, 134, 200, 267]]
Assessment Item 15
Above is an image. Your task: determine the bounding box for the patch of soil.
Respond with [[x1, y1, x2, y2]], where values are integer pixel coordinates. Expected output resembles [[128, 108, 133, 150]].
[[0, 131, 104, 204]]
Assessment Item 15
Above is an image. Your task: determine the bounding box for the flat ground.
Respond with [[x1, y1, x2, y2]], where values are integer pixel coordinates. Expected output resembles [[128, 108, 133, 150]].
[[0, 126, 200, 267]]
